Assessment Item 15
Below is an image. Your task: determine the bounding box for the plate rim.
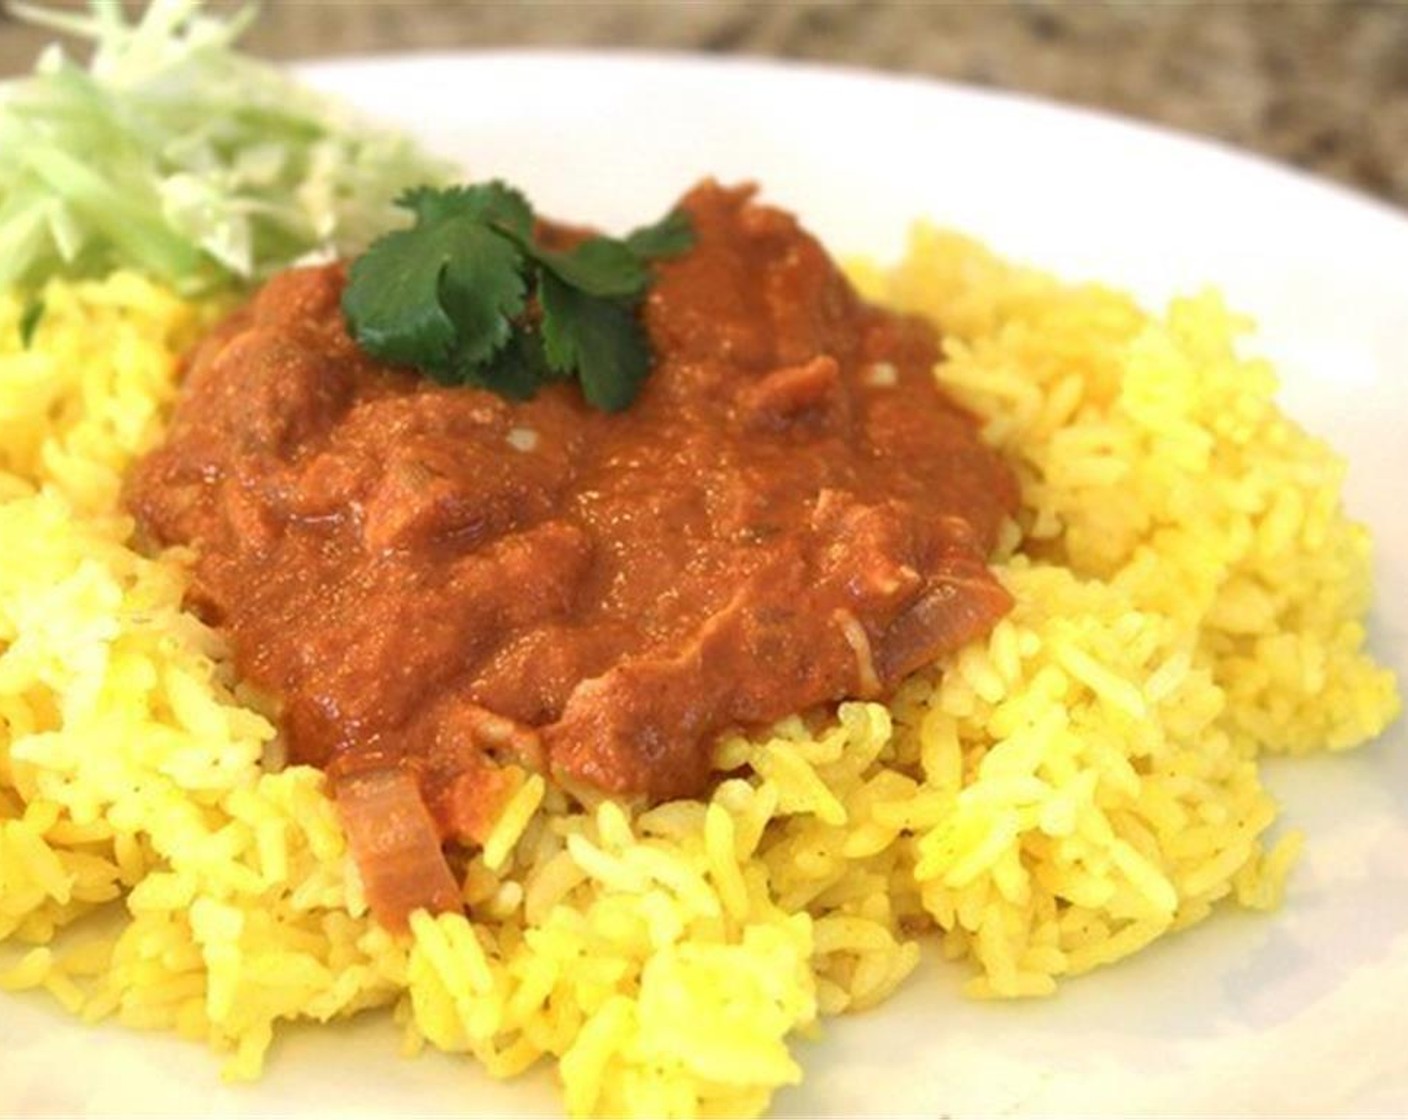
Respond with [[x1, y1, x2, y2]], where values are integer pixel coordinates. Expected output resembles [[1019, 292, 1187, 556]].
[[290, 45, 1408, 234]]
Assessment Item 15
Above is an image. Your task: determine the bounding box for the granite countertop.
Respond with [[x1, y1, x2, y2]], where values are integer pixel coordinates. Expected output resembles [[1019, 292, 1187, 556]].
[[2, 1, 1405, 215]]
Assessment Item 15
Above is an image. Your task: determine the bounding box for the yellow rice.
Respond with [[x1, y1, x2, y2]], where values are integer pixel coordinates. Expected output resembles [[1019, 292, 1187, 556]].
[[0, 232, 1400, 1118]]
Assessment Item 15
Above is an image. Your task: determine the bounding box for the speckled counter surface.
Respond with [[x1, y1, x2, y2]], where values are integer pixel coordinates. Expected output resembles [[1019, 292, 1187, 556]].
[[3, 1, 1407, 215]]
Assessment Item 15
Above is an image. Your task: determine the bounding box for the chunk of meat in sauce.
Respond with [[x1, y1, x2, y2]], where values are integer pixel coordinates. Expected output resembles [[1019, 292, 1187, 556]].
[[125, 181, 1020, 930]]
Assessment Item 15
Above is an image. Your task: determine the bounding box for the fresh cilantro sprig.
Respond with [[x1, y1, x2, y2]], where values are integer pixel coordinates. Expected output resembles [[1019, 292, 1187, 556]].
[[341, 182, 693, 412]]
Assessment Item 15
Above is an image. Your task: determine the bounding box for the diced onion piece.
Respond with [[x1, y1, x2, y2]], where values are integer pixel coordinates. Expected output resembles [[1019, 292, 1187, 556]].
[[333, 767, 461, 932], [835, 608, 882, 697]]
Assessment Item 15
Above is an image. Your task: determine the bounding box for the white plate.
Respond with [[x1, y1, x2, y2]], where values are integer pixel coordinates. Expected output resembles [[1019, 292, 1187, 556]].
[[3, 51, 1407, 1118]]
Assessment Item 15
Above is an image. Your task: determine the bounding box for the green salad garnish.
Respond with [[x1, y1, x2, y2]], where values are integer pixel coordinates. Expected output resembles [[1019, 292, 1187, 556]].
[[0, 0, 449, 293]]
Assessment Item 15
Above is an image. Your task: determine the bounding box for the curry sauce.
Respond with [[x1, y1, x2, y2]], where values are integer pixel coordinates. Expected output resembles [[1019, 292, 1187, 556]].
[[126, 182, 1019, 927]]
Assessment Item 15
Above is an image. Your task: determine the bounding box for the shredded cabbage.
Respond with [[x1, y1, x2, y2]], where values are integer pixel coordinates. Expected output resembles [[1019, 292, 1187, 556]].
[[0, 0, 451, 293]]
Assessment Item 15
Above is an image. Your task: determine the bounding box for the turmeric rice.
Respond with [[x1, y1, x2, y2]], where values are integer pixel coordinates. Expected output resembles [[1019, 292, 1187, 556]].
[[0, 230, 1399, 1117]]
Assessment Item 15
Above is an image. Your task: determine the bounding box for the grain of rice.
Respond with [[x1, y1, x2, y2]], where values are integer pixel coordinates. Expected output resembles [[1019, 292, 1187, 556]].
[[482, 774, 546, 871]]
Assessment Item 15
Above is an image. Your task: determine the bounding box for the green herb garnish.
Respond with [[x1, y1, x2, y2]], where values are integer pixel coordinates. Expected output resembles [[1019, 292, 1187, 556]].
[[340, 182, 693, 412]]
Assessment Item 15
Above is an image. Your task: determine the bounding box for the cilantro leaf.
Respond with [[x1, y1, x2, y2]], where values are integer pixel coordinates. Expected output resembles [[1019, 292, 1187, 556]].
[[625, 209, 695, 259], [407, 182, 534, 241], [540, 273, 651, 413], [468, 328, 558, 400], [438, 223, 528, 372], [341, 180, 695, 411], [523, 236, 648, 299], [342, 194, 528, 381], [342, 223, 459, 371]]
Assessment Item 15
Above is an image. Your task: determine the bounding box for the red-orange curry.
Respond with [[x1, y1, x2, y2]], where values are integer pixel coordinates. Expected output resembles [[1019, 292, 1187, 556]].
[[127, 182, 1018, 928]]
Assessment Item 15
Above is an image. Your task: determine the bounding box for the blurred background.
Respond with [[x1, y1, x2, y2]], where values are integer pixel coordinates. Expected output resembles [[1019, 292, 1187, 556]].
[[3, 1, 1406, 214]]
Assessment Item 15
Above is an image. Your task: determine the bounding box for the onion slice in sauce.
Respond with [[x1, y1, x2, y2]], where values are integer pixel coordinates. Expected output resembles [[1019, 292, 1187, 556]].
[[332, 768, 461, 930]]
